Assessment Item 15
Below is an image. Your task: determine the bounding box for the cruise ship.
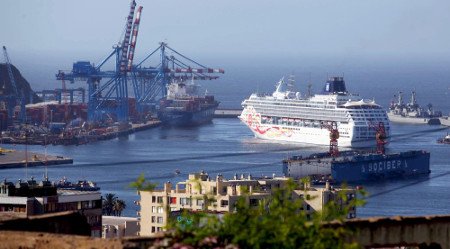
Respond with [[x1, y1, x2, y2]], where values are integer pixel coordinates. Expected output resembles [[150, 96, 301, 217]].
[[239, 76, 390, 147]]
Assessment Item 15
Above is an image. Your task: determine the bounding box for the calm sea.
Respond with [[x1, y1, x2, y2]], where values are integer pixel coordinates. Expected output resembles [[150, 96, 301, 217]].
[[1, 59, 450, 217], [1, 119, 449, 217]]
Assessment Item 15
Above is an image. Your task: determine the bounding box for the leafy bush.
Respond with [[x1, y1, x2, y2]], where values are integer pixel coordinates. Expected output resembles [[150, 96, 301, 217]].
[[163, 179, 365, 249]]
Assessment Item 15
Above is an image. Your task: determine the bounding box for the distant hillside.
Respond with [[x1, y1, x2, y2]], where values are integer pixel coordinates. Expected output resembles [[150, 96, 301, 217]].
[[0, 63, 40, 104]]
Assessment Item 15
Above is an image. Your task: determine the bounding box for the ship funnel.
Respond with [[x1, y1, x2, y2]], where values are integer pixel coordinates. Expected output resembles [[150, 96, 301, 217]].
[[322, 77, 347, 95]]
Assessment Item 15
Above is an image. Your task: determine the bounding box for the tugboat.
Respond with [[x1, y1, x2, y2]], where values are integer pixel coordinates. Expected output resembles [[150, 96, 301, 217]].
[[388, 91, 442, 125], [158, 79, 219, 126], [283, 122, 431, 183], [437, 133, 450, 144]]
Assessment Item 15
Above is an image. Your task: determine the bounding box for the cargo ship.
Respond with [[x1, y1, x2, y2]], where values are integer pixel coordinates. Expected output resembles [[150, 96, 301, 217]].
[[388, 91, 442, 125], [283, 150, 430, 183], [239, 76, 390, 147], [158, 80, 219, 126]]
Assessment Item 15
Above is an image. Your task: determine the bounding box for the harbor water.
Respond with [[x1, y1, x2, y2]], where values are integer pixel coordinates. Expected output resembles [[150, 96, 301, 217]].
[[1, 119, 449, 217]]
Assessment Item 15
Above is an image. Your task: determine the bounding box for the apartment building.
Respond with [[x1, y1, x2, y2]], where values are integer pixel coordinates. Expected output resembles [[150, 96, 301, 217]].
[[0, 178, 102, 237], [139, 171, 356, 236]]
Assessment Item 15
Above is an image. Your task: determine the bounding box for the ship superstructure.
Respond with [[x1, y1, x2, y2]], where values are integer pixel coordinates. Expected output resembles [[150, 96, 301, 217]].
[[239, 76, 390, 147], [388, 91, 442, 125]]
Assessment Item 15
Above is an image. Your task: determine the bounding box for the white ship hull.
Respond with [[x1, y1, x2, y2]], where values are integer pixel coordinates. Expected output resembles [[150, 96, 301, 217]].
[[388, 112, 440, 125], [239, 114, 378, 148], [440, 117, 450, 127]]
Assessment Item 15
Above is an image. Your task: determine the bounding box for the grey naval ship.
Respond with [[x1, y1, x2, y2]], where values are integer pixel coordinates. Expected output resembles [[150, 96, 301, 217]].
[[388, 91, 442, 125]]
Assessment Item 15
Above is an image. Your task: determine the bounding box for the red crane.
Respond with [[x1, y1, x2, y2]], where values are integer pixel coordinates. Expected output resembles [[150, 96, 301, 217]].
[[321, 121, 340, 157], [120, 0, 137, 73], [127, 6, 143, 72], [369, 122, 388, 154]]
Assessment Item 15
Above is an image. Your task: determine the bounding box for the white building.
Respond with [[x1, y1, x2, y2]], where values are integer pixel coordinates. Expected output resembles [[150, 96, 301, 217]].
[[102, 216, 139, 238]]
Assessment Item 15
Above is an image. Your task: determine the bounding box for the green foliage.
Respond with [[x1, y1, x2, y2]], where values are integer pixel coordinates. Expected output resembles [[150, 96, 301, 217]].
[[165, 178, 364, 249], [129, 173, 157, 191], [102, 193, 127, 216]]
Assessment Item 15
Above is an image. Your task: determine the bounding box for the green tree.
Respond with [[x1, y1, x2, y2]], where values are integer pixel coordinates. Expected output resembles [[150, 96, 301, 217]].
[[129, 173, 157, 191], [167, 179, 364, 249], [113, 199, 127, 217], [103, 193, 127, 216], [102, 193, 116, 216]]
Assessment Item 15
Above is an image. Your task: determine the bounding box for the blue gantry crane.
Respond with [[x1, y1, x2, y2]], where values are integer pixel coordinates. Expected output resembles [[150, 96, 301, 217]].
[[1, 46, 26, 125], [131, 42, 224, 114], [56, 0, 142, 123], [56, 0, 224, 123]]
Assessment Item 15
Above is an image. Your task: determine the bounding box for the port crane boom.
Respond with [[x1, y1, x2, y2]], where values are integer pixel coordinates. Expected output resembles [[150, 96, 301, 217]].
[[56, 0, 142, 123], [2, 46, 26, 123]]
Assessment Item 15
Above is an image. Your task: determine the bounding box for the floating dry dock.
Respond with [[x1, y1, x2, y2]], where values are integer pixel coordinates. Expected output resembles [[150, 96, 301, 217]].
[[283, 150, 430, 183], [0, 150, 73, 169]]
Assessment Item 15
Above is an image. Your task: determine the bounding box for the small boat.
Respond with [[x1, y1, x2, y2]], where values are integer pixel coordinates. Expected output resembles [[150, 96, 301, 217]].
[[437, 133, 450, 144]]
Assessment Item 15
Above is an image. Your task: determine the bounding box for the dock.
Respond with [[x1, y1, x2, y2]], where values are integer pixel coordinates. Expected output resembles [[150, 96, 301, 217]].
[[0, 120, 161, 146], [0, 149, 73, 169], [214, 109, 242, 118]]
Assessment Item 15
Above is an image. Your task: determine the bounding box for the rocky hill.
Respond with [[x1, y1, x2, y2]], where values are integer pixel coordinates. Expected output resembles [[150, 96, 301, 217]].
[[0, 63, 40, 104]]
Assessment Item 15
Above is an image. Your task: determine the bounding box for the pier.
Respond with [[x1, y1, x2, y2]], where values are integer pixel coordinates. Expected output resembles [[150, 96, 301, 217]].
[[0, 120, 161, 146], [214, 108, 242, 118], [0, 149, 73, 169]]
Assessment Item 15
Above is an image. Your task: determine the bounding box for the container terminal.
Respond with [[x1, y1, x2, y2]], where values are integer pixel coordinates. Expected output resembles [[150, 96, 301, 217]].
[[0, 0, 224, 146]]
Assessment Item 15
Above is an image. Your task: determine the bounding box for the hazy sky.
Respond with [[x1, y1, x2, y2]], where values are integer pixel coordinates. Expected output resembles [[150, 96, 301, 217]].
[[2, 0, 450, 61], [2, 0, 450, 91]]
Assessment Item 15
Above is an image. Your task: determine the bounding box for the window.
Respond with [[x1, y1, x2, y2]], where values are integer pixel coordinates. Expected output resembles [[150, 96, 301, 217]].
[[170, 197, 177, 204], [151, 226, 156, 233], [157, 196, 163, 203], [157, 216, 164, 224], [220, 200, 229, 207], [180, 198, 191, 205], [152, 196, 156, 203], [249, 198, 259, 207], [152, 206, 156, 213], [151, 216, 156, 223], [196, 199, 204, 207], [157, 206, 164, 213]]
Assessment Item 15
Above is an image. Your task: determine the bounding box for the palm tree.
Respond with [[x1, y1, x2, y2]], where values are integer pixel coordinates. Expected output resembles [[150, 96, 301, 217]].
[[102, 193, 117, 216], [113, 199, 127, 217]]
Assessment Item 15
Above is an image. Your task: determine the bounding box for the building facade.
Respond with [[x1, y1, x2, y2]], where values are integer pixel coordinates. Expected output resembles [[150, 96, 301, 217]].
[[0, 178, 102, 237], [139, 172, 356, 236], [102, 216, 139, 238]]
